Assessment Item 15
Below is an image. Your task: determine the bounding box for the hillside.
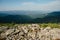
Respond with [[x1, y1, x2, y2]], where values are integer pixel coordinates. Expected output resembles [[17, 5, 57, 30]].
[[0, 11, 60, 23], [0, 15, 32, 23], [33, 11, 60, 23]]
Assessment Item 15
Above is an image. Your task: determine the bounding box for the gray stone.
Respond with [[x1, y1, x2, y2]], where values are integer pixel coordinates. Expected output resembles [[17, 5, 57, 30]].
[[5, 29, 14, 36], [0, 24, 60, 40]]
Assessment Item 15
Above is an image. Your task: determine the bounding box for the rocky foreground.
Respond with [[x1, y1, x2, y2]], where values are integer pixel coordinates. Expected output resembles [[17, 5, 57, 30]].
[[0, 24, 60, 40]]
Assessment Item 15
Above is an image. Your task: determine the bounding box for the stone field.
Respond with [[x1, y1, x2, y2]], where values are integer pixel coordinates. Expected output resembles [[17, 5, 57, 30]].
[[0, 24, 60, 40]]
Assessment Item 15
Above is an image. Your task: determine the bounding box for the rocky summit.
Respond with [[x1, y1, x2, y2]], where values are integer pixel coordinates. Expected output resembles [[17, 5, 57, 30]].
[[0, 24, 60, 40]]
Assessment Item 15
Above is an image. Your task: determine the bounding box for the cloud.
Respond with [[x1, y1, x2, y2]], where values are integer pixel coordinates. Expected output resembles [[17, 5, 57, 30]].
[[39, 0, 60, 12], [18, 0, 60, 12], [0, 0, 60, 12]]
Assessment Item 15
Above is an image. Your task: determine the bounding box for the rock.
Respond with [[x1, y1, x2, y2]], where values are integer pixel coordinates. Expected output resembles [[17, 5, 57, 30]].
[[0, 37, 6, 40], [44, 27, 51, 32], [0, 24, 60, 40], [12, 29, 20, 35], [22, 26, 28, 33], [19, 31, 24, 36], [5, 29, 14, 36], [54, 38, 60, 40], [0, 27, 9, 33], [0, 33, 6, 39]]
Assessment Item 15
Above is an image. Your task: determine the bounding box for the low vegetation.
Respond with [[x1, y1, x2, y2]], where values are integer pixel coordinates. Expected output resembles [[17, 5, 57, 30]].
[[0, 23, 60, 28]]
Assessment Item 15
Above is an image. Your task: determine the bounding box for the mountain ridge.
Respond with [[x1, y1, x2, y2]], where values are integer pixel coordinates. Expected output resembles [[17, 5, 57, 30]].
[[0, 11, 60, 23]]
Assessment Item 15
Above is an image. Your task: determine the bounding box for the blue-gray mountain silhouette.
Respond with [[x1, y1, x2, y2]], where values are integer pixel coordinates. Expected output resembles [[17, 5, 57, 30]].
[[0, 11, 60, 23]]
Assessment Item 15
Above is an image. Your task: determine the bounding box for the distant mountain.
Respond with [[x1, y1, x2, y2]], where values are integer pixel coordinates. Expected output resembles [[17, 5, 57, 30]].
[[0, 12, 10, 17], [0, 15, 32, 23], [0, 11, 47, 18], [46, 11, 60, 17], [33, 11, 60, 23], [44, 11, 60, 23], [0, 11, 60, 23], [0, 11, 46, 23]]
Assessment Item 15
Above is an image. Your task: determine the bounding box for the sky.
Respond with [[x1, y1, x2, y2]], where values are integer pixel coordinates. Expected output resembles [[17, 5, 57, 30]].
[[0, 0, 60, 12]]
